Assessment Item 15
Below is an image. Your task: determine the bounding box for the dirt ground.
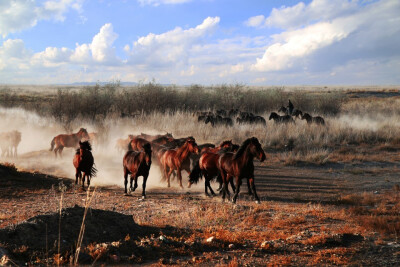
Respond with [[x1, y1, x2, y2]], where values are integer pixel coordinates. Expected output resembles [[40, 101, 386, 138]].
[[1, 150, 400, 266]]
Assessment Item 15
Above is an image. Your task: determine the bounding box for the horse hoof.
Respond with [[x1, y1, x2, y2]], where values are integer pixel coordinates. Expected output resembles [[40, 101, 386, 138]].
[[142, 196, 146, 200], [124, 193, 130, 196], [187, 182, 192, 188], [256, 200, 261, 204]]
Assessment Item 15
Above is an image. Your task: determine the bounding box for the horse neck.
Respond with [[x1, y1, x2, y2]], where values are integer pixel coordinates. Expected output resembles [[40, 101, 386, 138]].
[[235, 145, 254, 166], [176, 142, 191, 161]]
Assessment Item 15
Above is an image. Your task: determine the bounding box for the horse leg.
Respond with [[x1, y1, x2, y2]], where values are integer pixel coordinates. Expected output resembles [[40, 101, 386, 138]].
[[123, 168, 129, 195], [75, 169, 80, 185], [58, 147, 64, 158], [87, 174, 90, 188], [82, 173, 86, 189], [220, 171, 228, 202], [206, 175, 216, 196], [166, 167, 174, 188], [177, 168, 183, 189], [132, 172, 138, 192], [232, 177, 242, 204], [203, 173, 210, 197], [247, 178, 253, 195], [229, 178, 236, 195], [249, 178, 260, 204], [142, 175, 148, 199]]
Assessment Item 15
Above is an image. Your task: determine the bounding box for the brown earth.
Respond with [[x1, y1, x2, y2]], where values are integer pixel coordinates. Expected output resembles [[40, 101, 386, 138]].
[[0, 156, 400, 266]]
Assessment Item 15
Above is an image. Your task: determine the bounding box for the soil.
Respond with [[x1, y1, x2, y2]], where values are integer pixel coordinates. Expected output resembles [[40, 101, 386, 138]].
[[1, 155, 400, 266]]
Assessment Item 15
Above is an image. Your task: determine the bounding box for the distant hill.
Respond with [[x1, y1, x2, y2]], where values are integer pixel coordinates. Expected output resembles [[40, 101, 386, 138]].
[[62, 81, 138, 86]]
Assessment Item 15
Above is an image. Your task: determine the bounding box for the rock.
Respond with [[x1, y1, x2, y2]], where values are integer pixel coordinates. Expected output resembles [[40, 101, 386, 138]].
[[206, 236, 215, 243], [261, 241, 270, 248], [111, 241, 121, 247], [228, 244, 235, 249], [159, 235, 170, 243], [0, 248, 10, 266]]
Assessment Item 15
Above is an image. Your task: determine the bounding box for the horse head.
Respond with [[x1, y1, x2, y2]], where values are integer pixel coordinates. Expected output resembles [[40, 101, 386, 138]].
[[77, 128, 90, 140], [248, 137, 266, 162], [186, 138, 199, 154], [269, 112, 277, 120], [219, 140, 233, 149]]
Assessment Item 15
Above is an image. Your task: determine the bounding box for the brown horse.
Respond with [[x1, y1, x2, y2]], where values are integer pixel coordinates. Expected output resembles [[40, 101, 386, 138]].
[[189, 141, 237, 196], [219, 137, 266, 203], [160, 137, 199, 188], [123, 143, 152, 198], [0, 130, 21, 157], [138, 133, 173, 142], [128, 137, 150, 151], [50, 128, 89, 158], [73, 141, 97, 190], [115, 134, 135, 152]]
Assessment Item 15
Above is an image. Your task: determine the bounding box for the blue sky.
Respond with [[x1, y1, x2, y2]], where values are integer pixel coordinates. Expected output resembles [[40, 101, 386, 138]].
[[0, 0, 399, 85]]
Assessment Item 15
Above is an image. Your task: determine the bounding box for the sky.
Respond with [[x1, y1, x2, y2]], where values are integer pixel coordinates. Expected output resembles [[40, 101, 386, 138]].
[[0, 0, 399, 85]]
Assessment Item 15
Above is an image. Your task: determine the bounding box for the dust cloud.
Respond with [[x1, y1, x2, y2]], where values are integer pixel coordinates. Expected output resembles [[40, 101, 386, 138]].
[[0, 107, 204, 193]]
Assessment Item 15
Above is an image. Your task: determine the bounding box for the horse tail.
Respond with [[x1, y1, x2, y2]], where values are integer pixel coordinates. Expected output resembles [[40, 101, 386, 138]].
[[89, 164, 98, 178], [189, 161, 202, 184], [49, 137, 55, 151]]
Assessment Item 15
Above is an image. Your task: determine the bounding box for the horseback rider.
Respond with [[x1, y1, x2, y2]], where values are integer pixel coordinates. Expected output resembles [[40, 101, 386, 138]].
[[287, 99, 294, 115]]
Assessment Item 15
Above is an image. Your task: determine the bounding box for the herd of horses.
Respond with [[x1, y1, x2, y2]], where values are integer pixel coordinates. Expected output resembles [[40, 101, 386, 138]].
[[46, 127, 265, 203], [196, 107, 325, 127], [1, 106, 325, 204]]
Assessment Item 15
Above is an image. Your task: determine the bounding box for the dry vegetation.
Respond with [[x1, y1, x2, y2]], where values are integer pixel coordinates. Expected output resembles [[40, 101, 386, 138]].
[[0, 84, 400, 265]]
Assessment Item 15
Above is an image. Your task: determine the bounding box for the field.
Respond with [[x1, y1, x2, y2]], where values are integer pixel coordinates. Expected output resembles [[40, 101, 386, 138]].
[[0, 84, 400, 266]]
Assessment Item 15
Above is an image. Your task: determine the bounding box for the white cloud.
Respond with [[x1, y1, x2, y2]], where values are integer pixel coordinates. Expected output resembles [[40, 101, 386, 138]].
[[126, 16, 220, 68], [137, 0, 191, 6], [246, 0, 358, 29], [90, 23, 118, 63], [252, 0, 400, 73], [244, 15, 265, 28], [0, 0, 83, 38]]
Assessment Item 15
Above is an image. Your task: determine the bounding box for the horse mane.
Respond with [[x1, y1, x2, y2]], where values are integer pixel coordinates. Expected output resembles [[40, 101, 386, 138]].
[[219, 140, 232, 147], [233, 138, 253, 160], [143, 143, 152, 154], [233, 137, 261, 159], [76, 140, 92, 154]]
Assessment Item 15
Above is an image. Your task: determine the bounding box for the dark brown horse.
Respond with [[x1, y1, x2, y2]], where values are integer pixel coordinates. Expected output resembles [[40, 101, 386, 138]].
[[123, 143, 152, 198], [219, 137, 266, 203], [50, 128, 90, 157], [188, 140, 237, 196], [301, 113, 325, 125], [269, 112, 295, 124], [73, 141, 96, 190], [159, 137, 199, 188]]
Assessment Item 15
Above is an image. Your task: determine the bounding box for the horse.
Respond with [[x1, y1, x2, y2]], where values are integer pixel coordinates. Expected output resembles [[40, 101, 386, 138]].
[[219, 137, 266, 204], [301, 113, 325, 125], [278, 106, 287, 114], [128, 137, 150, 151], [123, 143, 152, 198], [188, 140, 237, 196], [50, 128, 90, 158], [138, 133, 173, 142], [116, 134, 135, 152], [73, 141, 97, 190], [292, 109, 303, 118], [0, 130, 21, 157], [205, 115, 233, 127], [159, 137, 199, 188], [269, 112, 295, 124]]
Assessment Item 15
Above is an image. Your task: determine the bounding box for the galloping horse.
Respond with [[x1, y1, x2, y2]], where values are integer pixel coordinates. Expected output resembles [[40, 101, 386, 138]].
[[159, 137, 199, 188], [50, 128, 90, 158], [123, 143, 152, 198], [73, 141, 96, 190], [301, 113, 325, 125], [269, 112, 295, 124], [219, 137, 266, 203], [188, 140, 236, 196]]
